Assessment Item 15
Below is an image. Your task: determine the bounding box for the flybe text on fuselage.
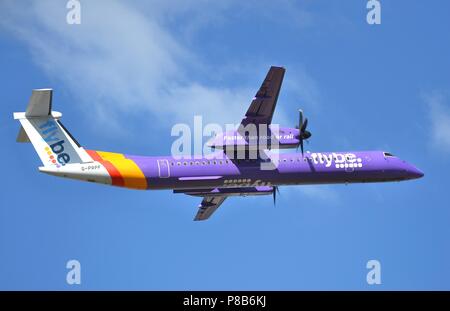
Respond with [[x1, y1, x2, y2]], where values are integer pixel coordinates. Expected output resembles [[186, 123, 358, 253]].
[[309, 152, 363, 168]]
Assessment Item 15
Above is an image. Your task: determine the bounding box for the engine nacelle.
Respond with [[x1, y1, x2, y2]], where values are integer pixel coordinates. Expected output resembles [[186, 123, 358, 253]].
[[207, 126, 300, 150]]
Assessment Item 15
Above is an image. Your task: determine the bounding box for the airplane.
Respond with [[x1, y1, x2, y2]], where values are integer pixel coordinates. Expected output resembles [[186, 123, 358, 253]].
[[14, 66, 424, 221]]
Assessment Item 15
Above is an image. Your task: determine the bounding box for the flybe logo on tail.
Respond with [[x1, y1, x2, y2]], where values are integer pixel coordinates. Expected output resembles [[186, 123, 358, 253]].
[[38, 120, 71, 167]]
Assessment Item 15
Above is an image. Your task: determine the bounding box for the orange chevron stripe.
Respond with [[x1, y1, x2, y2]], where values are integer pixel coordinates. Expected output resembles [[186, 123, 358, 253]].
[[87, 150, 147, 189], [102, 160, 125, 187], [86, 150, 125, 187], [86, 150, 103, 162]]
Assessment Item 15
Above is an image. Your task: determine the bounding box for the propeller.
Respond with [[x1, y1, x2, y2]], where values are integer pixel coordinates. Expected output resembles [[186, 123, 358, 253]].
[[296, 109, 312, 156], [273, 186, 280, 206]]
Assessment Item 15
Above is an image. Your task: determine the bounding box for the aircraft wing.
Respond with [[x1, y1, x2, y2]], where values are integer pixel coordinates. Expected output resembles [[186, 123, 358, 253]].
[[174, 186, 274, 221], [194, 196, 227, 221], [240, 66, 285, 127]]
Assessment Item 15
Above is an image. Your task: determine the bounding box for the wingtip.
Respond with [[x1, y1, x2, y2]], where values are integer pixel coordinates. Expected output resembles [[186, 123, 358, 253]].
[[270, 65, 286, 71]]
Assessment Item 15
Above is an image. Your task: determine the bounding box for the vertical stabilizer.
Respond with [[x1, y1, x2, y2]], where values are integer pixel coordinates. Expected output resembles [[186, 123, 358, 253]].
[[13, 89, 92, 168]]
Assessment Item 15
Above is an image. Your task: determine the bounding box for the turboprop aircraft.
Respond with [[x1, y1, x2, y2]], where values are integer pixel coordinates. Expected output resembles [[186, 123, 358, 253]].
[[14, 66, 423, 220]]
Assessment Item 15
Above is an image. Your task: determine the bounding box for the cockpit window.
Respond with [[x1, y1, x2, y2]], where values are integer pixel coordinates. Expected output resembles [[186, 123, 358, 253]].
[[383, 152, 395, 157]]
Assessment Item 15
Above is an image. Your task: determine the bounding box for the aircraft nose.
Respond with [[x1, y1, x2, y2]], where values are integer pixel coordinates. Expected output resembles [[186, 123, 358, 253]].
[[408, 166, 424, 179], [393, 158, 424, 180], [403, 162, 424, 179]]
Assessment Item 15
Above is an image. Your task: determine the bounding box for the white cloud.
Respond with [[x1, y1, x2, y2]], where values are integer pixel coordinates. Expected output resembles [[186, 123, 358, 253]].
[[423, 91, 450, 153], [0, 0, 316, 133]]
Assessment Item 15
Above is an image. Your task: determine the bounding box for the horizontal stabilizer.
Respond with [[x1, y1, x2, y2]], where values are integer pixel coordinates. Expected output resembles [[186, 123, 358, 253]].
[[16, 125, 31, 143], [25, 89, 53, 117]]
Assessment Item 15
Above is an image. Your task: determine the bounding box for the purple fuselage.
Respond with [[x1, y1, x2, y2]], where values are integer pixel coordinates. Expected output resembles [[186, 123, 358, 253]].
[[126, 150, 424, 190]]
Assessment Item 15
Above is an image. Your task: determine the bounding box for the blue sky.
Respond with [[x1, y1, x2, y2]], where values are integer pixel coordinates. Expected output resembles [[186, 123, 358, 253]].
[[1, 0, 450, 290]]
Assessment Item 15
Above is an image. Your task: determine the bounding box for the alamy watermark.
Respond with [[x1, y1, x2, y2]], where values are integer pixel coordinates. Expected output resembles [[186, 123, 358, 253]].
[[367, 0, 381, 25], [66, 259, 81, 285], [366, 259, 381, 285], [66, 0, 81, 25], [170, 116, 282, 170]]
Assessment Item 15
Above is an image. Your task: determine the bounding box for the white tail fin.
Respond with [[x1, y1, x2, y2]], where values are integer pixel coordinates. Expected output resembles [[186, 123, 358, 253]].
[[14, 89, 92, 168]]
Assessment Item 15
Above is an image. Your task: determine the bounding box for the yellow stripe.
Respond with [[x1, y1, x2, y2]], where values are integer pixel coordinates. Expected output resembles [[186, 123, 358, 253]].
[[96, 151, 126, 161], [96, 151, 147, 190]]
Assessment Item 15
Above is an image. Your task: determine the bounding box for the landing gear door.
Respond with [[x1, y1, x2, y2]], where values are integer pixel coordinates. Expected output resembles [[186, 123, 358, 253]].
[[157, 159, 170, 178]]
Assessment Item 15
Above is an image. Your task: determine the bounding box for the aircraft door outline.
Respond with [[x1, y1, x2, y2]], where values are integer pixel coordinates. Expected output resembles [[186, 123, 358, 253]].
[[157, 159, 170, 178]]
